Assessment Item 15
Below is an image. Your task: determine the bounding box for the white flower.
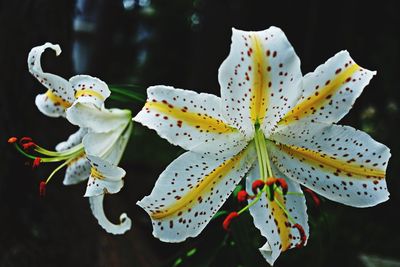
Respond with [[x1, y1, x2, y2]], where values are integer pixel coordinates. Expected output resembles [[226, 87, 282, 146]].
[[134, 27, 390, 265], [25, 43, 133, 234]]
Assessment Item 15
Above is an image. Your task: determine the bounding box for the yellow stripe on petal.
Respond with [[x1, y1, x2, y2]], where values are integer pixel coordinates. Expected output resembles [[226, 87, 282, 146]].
[[278, 143, 385, 179], [75, 89, 105, 101], [145, 100, 235, 134], [269, 193, 291, 251], [45, 90, 72, 108], [279, 64, 360, 125], [249, 34, 270, 123], [150, 148, 250, 220]]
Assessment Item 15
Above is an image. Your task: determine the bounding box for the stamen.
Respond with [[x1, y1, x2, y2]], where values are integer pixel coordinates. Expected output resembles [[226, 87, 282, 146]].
[[39, 181, 46, 196], [19, 137, 33, 144], [8, 137, 17, 143], [304, 188, 320, 207], [266, 177, 277, 201], [252, 179, 265, 194], [22, 142, 37, 151], [237, 190, 249, 202], [293, 223, 307, 248], [32, 157, 41, 169], [222, 212, 239, 231], [276, 178, 288, 195]]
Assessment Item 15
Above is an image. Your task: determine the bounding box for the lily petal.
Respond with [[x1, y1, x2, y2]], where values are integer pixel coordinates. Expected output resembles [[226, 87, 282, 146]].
[[279, 51, 376, 126], [218, 27, 302, 139], [89, 195, 132, 235], [82, 122, 127, 159], [137, 144, 256, 242], [134, 85, 247, 157], [28, 43, 74, 117], [66, 103, 131, 133], [83, 122, 132, 164], [55, 128, 88, 151], [63, 155, 91, 185], [246, 162, 308, 265], [84, 155, 126, 197], [69, 75, 110, 107], [269, 122, 390, 207]]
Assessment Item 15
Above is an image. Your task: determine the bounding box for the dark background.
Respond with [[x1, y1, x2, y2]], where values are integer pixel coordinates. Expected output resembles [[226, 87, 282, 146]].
[[1, 0, 399, 266]]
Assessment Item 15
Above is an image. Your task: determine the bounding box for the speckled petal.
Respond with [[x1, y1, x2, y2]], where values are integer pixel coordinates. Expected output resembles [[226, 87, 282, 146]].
[[69, 75, 110, 107], [84, 155, 126, 197], [134, 85, 248, 157], [218, 27, 302, 138], [55, 128, 88, 151], [246, 162, 308, 265], [269, 122, 390, 207], [63, 155, 91, 185], [137, 144, 256, 243], [66, 103, 131, 133], [279, 51, 376, 126], [28, 43, 74, 117], [89, 195, 131, 235]]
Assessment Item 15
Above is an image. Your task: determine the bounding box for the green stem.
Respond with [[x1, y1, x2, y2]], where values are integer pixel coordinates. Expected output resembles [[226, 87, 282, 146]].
[[45, 157, 75, 184], [109, 86, 145, 102]]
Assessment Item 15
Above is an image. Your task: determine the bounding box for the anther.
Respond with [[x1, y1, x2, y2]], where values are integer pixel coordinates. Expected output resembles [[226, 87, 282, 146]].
[[237, 190, 249, 202], [39, 181, 46, 196], [19, 137, 33, 144], [222, 212, 239, 231], [266, 177, 277, 201], [252, 180, 266, 194], [304, 188, 320, 207], [8, 137, 18, 143], [22, 142, 36, 151], [276, 178, 288, 195], [293, 223, 307, 248], [32, 157, 41, 169]]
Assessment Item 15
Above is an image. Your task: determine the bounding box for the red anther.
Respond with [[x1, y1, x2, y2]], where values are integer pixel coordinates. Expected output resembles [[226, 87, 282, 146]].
[[252, 179, 265, 194], [266, 177, 277, 186], [237, 190, 249, 202], [293, 223, 307, 248], [222, 212, 239, 231], [39, 181, 46, 197], [8, 137, 18, 143], [22, 142, 36, 151], [276, 178, 288, 195], [304, 188, 320, 207], [19, 137, 33, 144], [32, 157, 41, 169]]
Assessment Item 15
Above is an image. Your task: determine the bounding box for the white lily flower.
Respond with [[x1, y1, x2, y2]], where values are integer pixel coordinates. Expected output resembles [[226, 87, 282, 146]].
[[134, 26, 390, 265], [25, 43, 132, 235], [28, 42, 110, 186]]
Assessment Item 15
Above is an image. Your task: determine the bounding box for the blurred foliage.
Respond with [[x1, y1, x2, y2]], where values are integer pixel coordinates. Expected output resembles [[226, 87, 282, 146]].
[[1, 0, 400, 266]]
